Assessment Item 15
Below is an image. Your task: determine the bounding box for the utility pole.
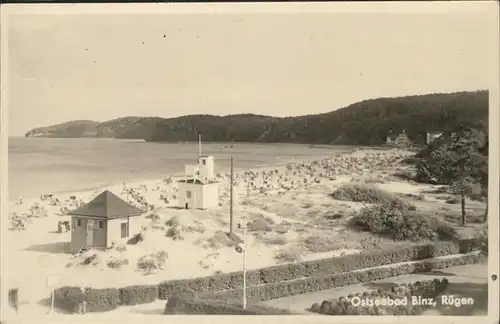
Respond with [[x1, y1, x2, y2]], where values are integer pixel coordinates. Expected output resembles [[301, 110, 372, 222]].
[[242, 216, 248, 309], [229, 156, 234, 234], [198, 133, 202, 157]]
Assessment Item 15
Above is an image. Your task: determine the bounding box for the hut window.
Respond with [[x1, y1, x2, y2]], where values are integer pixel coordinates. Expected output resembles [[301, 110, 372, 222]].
[[121, 222, 129, 238], [201, 159, 206, 165], [98, 221, 104, 229], [76, 219, 82, 227], [186, 190, 192, 198]]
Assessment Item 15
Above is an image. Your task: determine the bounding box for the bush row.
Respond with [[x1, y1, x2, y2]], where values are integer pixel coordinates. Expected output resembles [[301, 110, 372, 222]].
[[156, 239, 478, 299], [201, 253, 481, 305], [52, 239, 479, 313], [163, 296, 294, 315], [309, 278, 449, 315], [53, 285, 158, 313]]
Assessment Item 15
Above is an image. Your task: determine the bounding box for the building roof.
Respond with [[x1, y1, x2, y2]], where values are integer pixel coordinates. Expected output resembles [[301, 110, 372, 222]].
[[67, 190, 145, 219]]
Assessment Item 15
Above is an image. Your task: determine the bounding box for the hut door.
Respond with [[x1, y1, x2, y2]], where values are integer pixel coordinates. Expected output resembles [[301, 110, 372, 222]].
[[186, 190, 192, 208], [86, 220, 94, 246]]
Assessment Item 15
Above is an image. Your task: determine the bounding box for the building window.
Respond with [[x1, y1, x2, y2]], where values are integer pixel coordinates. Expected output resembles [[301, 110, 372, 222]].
[[186, 190, 192, 198], [98, 221, 104, 229], [76, 219, 82, 227], [202, 159, 206, 165], [121, 222, 129, 238]]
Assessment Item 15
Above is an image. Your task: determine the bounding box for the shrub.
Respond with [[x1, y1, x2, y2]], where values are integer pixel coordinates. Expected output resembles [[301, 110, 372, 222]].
[[137, 251, 168, 274], [53, 286, 85, 313], [165, 226, 183, 240], [393, 170, 415, 181], [331, 184, 403, 205], [107, 257, 129, 269], [182, 220, 206, 234], [53, 287, 120, 313], [349, 201, 452, 241], [165, 216, 180, 227], [119, 285, 158, 305], [204, 231, 241, 249], [146, 212, 161, 222], [127, 232, 145, 245], [116, 245, 127, 252], [310, 278, 450, 315], [400, 156, 421, 165], [85, 288, 120, 312], [78, 253, 101, 267], [445, 196, 460, 204]]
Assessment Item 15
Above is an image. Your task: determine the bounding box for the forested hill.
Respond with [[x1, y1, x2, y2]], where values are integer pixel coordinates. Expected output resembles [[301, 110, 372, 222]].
[[25, 90, 488, 145]]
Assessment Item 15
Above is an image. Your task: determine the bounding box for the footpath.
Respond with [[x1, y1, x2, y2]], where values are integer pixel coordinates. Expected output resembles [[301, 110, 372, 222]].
[[258, 263, 488, 316]]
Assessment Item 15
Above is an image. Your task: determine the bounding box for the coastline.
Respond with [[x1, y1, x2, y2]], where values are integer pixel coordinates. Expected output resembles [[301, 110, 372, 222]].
[[8, 146, 359, 205]]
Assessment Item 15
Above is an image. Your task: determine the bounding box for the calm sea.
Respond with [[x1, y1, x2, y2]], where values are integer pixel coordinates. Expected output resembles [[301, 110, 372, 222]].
[[8, 137, 351, 200]]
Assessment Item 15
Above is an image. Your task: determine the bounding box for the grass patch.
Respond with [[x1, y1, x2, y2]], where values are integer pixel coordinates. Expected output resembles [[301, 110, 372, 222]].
[[445, 196, 460, 204], [247, 215, 274, 232], [262, 235, 288, 246], [203, 231, 242, 249], [303, 235, 348, 253], [474, 224, 488, 255], [393, 170, 416, 181], [274, 249, 301, 263]]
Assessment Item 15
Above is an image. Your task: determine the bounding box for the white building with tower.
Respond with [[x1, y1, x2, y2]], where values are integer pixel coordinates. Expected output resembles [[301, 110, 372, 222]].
[[177, 135, 219, 210]]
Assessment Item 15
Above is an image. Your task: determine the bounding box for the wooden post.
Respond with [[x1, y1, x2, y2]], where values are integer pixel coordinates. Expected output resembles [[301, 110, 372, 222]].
[[8, 288, 19, 313], [242, 218, 248, 309], [50, 289, 54, 315], [229, 156, 234, 234], [461, 193, 466, 226]]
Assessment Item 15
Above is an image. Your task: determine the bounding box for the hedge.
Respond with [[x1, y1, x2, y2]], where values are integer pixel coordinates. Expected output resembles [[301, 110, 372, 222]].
[[53, 287, 86, 313], [201, 252, 481, 305], [310, 278, 449, 315], [157, 239, 478, 299], [53, 287, 120, 313], [119, 285, 158, 306], [164, 295, 295, 315]]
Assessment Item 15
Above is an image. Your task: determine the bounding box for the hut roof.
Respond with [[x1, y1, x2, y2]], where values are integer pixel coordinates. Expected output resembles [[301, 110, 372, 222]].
[[67, 190, 145, 219]]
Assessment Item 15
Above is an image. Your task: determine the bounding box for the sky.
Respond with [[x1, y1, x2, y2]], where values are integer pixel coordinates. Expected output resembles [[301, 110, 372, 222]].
[[4, 4, 497, 136]]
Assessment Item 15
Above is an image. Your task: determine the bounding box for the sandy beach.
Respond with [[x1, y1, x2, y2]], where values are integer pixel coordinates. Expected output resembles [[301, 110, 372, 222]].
[[6, 147, 487, 316]]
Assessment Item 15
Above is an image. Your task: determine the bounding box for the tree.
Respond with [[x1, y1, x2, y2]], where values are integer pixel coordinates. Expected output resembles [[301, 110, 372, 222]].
[[416, 127, 488, 226]]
